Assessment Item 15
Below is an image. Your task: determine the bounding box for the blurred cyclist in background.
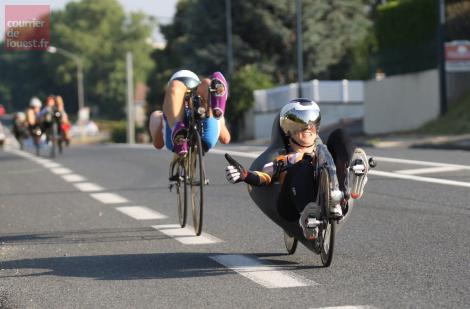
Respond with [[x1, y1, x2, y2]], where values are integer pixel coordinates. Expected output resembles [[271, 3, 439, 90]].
[[12, 111, 29, 149], [0, 104, 6, 117], [38, 95, 56, 125], [26, 97, 42, 132], [55, 95, 71, 145], [38, 95, 71, 146]]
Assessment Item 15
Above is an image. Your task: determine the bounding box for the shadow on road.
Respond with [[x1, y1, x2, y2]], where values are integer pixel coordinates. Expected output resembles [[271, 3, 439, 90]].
[[0, 227, 320, 280], [0, 183, 236, 198], [0, 251, 319, 281], [0, 227, 167, 246]]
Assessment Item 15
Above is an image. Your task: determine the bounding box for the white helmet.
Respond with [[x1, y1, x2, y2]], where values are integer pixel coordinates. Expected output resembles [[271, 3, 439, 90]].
[[280, 98, 321, 136], [16, 111, 26, 122], [29, 96, 42, 108], [169, 69, 201, 89]]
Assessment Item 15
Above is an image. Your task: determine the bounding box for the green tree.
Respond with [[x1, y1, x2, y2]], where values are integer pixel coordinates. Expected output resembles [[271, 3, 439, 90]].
[[446, 0, 470, 40], [155, 0, 371, 80], [227, 65, 274, 139], [147, 0, 372, 128], [374, 0, 439, 75], [50, 0, 155, 118]]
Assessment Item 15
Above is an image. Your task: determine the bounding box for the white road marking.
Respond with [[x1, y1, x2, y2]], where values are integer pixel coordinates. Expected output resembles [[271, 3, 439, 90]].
[[210, 254, 317, 288], [50, 167, 73, 175], [152, 224, 222, 245], [210, 148, 261, 159], [216, 149, 470, 189], [41, 162, 62, 168], [74, 182, 105, 192], [374, 156, 470, 170], [90, 193, 129, 204], [116, 206, 168, 220], [370, 170, 470, 188], [310, 306, 376, 309], [395, 166, 463, 175], [62, 174, 87, 182]]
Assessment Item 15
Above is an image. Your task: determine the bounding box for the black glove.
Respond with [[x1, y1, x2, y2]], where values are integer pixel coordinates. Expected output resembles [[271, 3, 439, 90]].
[[224, 153, 248, 184]]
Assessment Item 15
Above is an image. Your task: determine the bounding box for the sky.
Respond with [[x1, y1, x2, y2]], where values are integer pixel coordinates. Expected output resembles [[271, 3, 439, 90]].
[[1, 0, 178, 43]]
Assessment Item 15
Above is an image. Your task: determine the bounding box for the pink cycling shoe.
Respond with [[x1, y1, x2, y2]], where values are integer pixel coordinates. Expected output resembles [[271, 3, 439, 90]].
[[171, 121, 188, 156], [210, 72, 228, 119]]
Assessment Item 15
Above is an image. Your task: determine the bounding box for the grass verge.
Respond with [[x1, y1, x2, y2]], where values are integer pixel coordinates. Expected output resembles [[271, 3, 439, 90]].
[[417, 92, 470, 135]]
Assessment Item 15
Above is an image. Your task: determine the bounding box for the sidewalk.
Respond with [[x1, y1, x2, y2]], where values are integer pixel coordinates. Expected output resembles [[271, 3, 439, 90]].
[[70, 132, 110, 145]]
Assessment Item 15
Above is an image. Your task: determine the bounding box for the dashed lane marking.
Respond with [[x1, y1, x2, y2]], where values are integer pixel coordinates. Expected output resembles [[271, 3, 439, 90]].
[[116, 206, 168, 220], [40, 162, 62, 169], [152, 224, 222, 245], [73, 182, 105, 192], [210, 254, 317, 288], [50, 167, 73, 175], [62, 174, 87, 182], [90, 193, 129, 204]]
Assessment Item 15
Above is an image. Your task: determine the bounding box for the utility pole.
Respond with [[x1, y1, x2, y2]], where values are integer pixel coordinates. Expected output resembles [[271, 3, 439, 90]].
[[126, 52, 135, 144], [437, 0, 447, 115], [47, 46, 85, 112], [296, 0, 303, 98], [77, 59, 85, 112], [226, 0, 234, 80]]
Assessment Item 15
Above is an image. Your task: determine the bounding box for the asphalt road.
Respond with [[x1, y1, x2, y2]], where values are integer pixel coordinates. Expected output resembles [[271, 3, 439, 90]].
[[0, 141, 469, 309]]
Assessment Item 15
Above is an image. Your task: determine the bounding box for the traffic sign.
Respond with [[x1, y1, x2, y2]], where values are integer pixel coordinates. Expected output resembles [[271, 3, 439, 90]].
[[445, 40, 470, 72]]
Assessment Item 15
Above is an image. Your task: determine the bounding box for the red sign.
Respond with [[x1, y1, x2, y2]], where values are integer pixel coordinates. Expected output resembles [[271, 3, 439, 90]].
[[445, 40, 470, 72], [4, 5, 50, 51]]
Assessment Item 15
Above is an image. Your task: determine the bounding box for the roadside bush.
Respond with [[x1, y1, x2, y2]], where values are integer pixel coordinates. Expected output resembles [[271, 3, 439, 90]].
[[110, 121, 127, 143], [104, 120, 147, 143], [375, 0, 438, 76], [227, 65, 274, 140]]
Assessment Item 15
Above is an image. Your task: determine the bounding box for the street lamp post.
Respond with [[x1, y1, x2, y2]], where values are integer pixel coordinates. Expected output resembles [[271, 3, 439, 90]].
[[437, 0, 447, 116], [296, 0, 303, 98], [47, 46, 85, 112], [225, 0, 234, 81]]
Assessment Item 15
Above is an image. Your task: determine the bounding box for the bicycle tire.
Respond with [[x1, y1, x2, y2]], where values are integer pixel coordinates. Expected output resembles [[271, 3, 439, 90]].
[[49, 125, 57, 158], [189, 130, 204, 236], [34, 137, 40, 156], [283, 230, 298, 255], [318, 166, 336, 267], [176, 157, 188, 227], [58, 135, 63, 154]]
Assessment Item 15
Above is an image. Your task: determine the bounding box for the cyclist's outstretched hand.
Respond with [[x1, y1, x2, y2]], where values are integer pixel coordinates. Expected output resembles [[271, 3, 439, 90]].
[[225, 153, 247, 184]]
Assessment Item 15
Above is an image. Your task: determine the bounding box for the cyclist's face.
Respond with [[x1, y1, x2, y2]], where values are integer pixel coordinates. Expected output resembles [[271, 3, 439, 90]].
[[293, 127, 317, 145]]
